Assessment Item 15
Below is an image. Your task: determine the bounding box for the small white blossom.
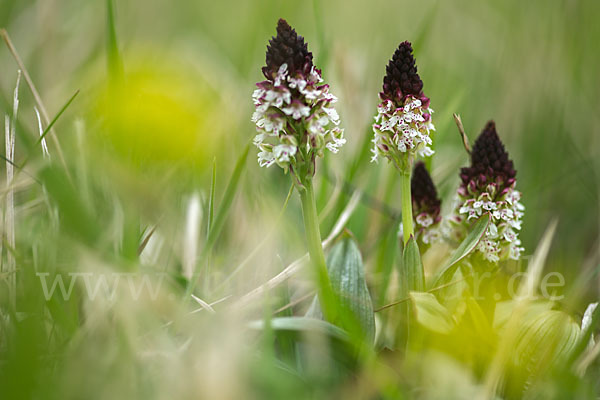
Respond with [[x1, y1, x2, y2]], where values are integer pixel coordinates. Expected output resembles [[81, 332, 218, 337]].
[[416, 213, 434, 228], [282, 101, 311, 120], [422, 228, 441, 244], [371, 95, 435, 164], [257, 150, 275, 168], [252, 62, 345, 172], [308, 66, 324, 84], [273, 64, 288, 86], [450, 184, 525, 262], [325, 128, 346, 153], [478, 239, 500, 263], [273, 144, 297, 165], [288, 77, 307, 90]]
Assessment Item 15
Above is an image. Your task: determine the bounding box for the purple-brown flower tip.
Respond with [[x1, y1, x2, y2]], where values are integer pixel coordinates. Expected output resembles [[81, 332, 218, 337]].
[[460, 121, 516, 193], [382, 41, 424, 103], [412, 162, 441, 222], [262, 19, 313, 80]]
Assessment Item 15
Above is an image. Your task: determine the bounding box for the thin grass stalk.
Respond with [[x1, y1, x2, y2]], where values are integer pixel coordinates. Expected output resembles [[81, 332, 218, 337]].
[[34, 107, 50, 158], [1, 116, 6, 285], [183, 193, 201, 281], [203, 160, 216, 293], [1, 29, 68, 172], [3, 70, 20, 310]]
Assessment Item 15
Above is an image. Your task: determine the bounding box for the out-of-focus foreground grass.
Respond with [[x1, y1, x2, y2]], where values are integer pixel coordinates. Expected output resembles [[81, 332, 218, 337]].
[[0, 0, 599, 399]]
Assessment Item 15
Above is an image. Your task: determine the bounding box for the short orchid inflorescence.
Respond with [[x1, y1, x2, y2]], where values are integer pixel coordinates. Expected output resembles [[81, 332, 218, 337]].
[[371, 41, 435, 168], [450, 121, 525, 262], [411, 162, 442, 245], [252, 19, 345, 180]]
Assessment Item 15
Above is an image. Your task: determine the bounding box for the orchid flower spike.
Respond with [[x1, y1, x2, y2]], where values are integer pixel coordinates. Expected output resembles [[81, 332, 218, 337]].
[[371, 41, 435, 170], [450, 121, 525, 262], [251, 19, 345, 183]]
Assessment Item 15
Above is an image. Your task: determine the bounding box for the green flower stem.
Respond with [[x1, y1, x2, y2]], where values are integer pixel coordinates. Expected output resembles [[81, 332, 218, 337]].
[[298, 177, 338, 323], [401, 169, 414, 244]]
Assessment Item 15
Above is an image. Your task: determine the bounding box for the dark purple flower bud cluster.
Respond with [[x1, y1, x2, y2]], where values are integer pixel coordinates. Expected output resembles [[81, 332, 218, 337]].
[[372, 41, 434, 165], [459, 121, 516, 197], [252, 19, 345, 175], [382, 41, 424, 104], [263, 19, 314, 80], [411, 162, 442, 244], [451, 121, 524, 262]]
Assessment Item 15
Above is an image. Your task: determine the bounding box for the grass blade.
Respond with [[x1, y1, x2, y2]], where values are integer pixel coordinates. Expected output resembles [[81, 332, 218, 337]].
[[106, 0, 123, 81], [207, 158, 216, 234], [15, 90, 80, 179], [1, 29, 69, 171], [185, 143, 249, 298], [3, 70, 20, 310], [518, 219, 558, 299], [35, 90, 79, 147], [205, 143, 249, 253]]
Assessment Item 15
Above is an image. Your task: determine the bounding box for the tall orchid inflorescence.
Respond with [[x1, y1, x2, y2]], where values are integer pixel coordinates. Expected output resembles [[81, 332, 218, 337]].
[[252, 19, 345, 183], [371, 41, 435, 169], [251, 19, 343, 323], [411, 162, 442, 246], [372, 41, 435, 245], [450, 121, 525, 262]]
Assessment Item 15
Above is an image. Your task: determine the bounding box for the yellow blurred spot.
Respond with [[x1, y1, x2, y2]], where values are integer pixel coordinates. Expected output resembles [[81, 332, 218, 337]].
[[92, 55, 230, 167]]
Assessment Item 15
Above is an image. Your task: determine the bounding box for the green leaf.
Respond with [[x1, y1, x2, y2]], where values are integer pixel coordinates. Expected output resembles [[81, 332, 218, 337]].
[[409, 291, 455, 334], [326, 238, 376, 344], [305, 238, 376, 344], [402, 237, 425, 292], [514, 310, 581, 374], [433, 213, 490, 287], [497, 308, 581, 397], [493, 299, 554, 331]]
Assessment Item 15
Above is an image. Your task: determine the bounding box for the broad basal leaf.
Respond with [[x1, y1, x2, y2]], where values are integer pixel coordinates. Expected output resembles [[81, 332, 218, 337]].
[[306, 238, 375, 344]]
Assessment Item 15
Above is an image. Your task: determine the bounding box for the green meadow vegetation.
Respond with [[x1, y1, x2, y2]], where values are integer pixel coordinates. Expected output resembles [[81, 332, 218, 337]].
[[1, 0, 599, 399]]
